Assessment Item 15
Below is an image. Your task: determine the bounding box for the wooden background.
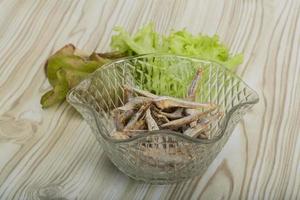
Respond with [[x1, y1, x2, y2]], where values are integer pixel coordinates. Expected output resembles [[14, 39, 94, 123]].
[[0, 0, 299, 199]]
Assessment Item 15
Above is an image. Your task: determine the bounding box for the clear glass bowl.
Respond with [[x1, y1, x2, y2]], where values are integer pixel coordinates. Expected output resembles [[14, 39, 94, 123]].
[[67, 54, 259, 184]]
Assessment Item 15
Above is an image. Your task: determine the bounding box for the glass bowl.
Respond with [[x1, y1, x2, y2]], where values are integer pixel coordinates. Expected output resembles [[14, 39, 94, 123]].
[[67, 54, 259, 184]]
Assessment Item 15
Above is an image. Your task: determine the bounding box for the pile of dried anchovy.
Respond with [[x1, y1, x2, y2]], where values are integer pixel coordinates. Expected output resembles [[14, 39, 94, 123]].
[[111, 69, 223, 140]]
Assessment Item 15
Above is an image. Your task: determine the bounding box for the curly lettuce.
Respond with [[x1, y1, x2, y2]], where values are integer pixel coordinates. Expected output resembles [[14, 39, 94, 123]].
[[111, 24, 243, 97], [111, 23, 243, 70]]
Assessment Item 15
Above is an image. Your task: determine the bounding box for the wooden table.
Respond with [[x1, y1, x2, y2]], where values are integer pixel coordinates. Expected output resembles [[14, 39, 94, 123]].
[[0, 0, 299, 199]]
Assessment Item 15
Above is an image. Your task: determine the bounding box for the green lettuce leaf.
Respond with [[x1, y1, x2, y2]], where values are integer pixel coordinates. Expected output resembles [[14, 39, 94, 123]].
[[41, 44, 118, 108], [111, 24, 243, 97], [111, 24, 243, 70]]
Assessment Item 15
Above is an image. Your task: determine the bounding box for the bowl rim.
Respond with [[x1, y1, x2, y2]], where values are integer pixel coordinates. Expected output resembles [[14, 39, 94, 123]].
[[67, 53, 259, 144]]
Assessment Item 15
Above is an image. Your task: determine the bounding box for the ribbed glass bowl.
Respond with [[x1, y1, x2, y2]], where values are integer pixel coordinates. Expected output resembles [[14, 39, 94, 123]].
[[67, 54, 259, 184]]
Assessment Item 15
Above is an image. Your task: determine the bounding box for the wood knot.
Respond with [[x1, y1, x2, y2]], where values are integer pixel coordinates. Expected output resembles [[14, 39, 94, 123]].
[[36, 184, 68, 200]]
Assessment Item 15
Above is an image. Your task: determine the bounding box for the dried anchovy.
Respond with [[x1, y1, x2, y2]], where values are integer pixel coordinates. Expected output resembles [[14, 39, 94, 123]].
[[145, 108, 159, 131], [111, 69, 223, 141], [156, 107, 184, 119], [124, 85, 134, 102], [151, 109, 170, 125], [184, 111, 224, 138], [183, 123, 209, 138], [186, 68, 203, 101], [124, 102, 150, 131], [123, 85, 158, 99], [160, 106, 218, 129], [154, 97, 216, 110], [116, 96, 152, 111]]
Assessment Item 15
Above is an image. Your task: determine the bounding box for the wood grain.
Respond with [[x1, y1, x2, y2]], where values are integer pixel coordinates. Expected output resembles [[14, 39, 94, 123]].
[[0, 0, 299, 199]]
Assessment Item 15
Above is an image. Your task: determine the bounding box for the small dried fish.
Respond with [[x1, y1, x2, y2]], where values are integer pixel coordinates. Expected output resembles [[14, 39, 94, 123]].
[[189, 121, 197, 128], [184, 123, 209, 138], [160, 107, 217, 129], [116, 96, 152, 111], [124, 102, 150, 131], [154, 96, 216, 110], [124, 85, 134, 102], [145, 108, 159, 131], [185, 69, 203, 127], [198, 110, 224, 125], [131, 119, 147, 130], [152, 109, 170, 125], [157, 108, 184, 119], [111, 108, 136, 129], [112, 111, 125, 131], [185, 108, 201, 128], [124, 85, 158, 99], [121, 110, 135, 123], [187, 68, 203, 101], [184, 111, 224, 138]]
